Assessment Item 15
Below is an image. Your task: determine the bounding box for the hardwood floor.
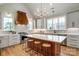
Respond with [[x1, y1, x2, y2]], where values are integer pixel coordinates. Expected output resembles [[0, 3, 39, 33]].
[[1, 43, 42, 56], [61, 46, 79, 56], [1, 44, 29, 56], [0, 43, 79, 56]]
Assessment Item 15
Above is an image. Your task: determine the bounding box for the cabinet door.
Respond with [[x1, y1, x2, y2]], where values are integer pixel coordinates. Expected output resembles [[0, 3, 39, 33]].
[[14, 35, 20, 44], [9, 35, 15, 46], [67, 35, 79, 48], [9, 38, 15, 46], [67, 12, 79, 28], [9, 34, 20, 46], [0, 36, 9, 48]]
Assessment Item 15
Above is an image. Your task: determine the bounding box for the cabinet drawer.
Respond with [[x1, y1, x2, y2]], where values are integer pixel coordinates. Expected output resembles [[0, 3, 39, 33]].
[[67, 39, 79, 43], [67, 35, 79, 38], [67, 41, 79, 45], [14, 37, 19, 39], [67, 41, 79, 44], [67, 35, 79, 40], [4, 36, 9, 39], [67, 43, 79, 48]]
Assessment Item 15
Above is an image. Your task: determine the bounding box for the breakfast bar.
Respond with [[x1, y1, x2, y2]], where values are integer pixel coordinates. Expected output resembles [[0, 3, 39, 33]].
[[26, 34, 66, 56]]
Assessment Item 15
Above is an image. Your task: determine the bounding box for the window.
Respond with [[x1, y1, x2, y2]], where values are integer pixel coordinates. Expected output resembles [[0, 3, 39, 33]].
[[3, 15, 14, 31], [37, 19, 42, 29], [28, 21, 33, 30], [47, 18, 52, 29], [47, 16, 66, 30], [52, 18, 58, 30], [58, 16, 66, 30], [27, 18, 33, 30], [33, 20, 36, 29]]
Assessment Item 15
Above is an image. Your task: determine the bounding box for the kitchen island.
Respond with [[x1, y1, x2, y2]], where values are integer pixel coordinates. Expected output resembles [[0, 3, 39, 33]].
[[26, 34, 66, 56]]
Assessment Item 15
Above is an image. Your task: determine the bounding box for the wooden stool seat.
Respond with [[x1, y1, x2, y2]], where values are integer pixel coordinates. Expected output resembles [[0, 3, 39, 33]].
[[28, 39, 33, 42], [34, 41, 41, 44], [42, 43, 51, 56], [42, 43, 51, 47]]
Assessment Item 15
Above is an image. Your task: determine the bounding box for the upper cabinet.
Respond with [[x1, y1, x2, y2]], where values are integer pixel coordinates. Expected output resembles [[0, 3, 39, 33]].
[[67, 11, 79, 28], [16, 11, 28, 25]]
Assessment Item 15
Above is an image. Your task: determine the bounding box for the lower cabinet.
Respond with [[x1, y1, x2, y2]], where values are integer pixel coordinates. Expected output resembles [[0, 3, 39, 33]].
[[9, 34, 20, 46], [0, 36, 9, 48], [0, 34, 20, 48], [67, 35, 79, 48]]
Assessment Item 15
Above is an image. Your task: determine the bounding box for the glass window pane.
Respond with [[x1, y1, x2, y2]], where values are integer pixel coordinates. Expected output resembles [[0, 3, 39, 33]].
[[33, 20, 36, 29], [29, 21, 33, 30], [53, 18, 58, 30], [58, 16, 66, 30], [47, 19, 52, 30], [3, 17, 13, 31], [37, 19, 42, 29]]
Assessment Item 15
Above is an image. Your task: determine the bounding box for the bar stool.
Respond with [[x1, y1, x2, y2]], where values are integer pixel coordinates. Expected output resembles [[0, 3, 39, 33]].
[[27, 39, 34, 48], [26, 39, 34, 55], [34, 41, 42, 56], [21, 38, 28, 50], [42, 43, 51, 56]]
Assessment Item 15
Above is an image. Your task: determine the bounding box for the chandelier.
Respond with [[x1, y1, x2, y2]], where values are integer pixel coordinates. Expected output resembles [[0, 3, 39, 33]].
[[34, 3, 55, 19]]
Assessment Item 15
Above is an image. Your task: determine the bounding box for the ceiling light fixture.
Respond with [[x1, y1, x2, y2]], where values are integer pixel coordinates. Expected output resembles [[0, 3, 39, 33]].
[[34, 3, 55, 19]]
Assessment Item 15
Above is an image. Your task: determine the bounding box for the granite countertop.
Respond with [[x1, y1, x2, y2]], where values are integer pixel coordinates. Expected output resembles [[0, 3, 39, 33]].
[[26, 34, 66, 43]]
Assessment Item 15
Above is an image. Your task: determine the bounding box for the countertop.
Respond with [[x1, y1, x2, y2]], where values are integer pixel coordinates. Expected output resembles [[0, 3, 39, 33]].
[[31, 32, 79, 36], [26, 34, 66, 43], [0, 34, 19, 36]]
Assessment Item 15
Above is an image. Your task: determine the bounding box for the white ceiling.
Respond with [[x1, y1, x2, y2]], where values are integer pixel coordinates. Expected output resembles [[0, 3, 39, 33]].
[[0, 3, 79, 19], [25, 3, 79, 19]]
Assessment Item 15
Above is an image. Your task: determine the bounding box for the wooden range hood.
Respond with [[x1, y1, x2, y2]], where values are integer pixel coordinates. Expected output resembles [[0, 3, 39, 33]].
[[16, 11, 28, 25]]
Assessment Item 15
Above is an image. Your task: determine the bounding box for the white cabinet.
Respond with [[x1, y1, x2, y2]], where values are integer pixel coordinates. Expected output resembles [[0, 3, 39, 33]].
[[0, 36, 9, 48], [0, 34, 20, 48], [9, 34, 20, 46], [67, 35, 79, 48], [67, 11, 79, 28]]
